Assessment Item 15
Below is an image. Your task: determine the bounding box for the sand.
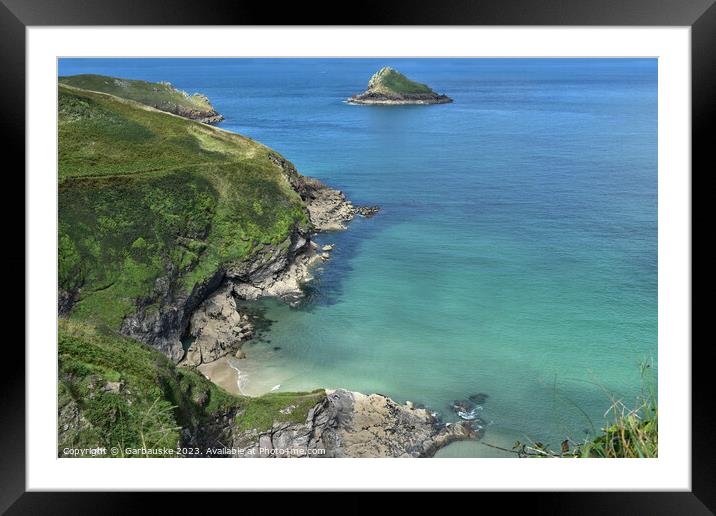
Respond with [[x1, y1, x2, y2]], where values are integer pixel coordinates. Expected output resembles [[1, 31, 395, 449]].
[[197, 357, 243, 396]]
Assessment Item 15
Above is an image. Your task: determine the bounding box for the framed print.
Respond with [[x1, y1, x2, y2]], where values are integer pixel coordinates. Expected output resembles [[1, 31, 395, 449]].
[[5, 0, 711, 510]]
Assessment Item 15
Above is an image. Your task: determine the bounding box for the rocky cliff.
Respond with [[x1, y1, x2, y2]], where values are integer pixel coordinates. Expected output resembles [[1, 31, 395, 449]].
[[121, 151, 377, 366]]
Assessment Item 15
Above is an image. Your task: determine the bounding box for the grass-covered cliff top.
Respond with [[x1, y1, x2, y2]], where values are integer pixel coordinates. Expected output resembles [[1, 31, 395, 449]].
[[59, 74, 221, 120], [59, 83, 307, 329], [366, 67, 434, 95]]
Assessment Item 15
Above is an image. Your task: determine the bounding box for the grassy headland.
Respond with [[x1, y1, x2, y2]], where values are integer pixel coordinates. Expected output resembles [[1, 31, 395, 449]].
[[59, 84, 307, 329], [59, 74, 223, 122]]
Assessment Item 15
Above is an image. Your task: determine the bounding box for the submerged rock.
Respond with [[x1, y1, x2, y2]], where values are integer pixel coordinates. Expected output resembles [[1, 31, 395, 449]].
[[468, 393, 489, 404], [450, 399, 485, 422]]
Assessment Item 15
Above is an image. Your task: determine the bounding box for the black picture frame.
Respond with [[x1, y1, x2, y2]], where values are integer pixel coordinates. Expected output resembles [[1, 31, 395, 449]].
[[3, 0, 710, 512]]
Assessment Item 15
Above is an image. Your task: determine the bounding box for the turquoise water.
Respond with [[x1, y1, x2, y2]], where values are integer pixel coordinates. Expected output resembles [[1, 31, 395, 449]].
[[59, 58, 658, 456]]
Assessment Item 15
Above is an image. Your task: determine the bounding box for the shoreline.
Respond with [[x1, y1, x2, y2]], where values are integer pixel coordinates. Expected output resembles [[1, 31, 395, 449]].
[[197, 357, 246, 396], [346, 97, 453, 105], [190, 193, 347, 394], [188, 203, 483, 456], [180, 155, 379, 373], [168, 149, 477, 456]]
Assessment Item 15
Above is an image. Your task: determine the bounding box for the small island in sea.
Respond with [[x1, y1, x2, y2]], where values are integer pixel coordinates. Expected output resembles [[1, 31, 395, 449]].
[[347, 67, 453, 105]]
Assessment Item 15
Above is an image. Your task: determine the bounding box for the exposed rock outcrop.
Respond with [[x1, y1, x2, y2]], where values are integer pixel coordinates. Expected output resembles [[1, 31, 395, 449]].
[[121, 268, 226, 363], [180, 285, 254, 367], [268, 153, 359, 231], [171, 103, 224, 124], [356, 205, 380, 218], [58, 289, 77, 317], [58, 393, 93, 449], [196, 389, 477, 458]]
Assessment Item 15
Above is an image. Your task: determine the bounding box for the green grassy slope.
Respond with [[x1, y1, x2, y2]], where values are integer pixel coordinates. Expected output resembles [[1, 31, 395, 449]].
[[59, 84, 308, 329], [59, 319, 325, 457], [367, 67, 434, 95], [58, 81, 326, 454], [59, 74, 219, 118]]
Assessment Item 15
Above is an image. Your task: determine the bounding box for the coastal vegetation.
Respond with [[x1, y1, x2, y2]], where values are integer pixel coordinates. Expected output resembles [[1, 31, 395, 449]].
[[488, 364, 658, 458], [512, 402, 658, 458], [365, 67, 433, 95]]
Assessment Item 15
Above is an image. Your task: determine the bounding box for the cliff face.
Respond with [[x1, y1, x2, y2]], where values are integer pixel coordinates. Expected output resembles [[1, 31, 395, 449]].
[[170, 104, 223, 124], [58, 81, 375, 367], [58, 84, 307, 354], [348, 67, 453, 105]]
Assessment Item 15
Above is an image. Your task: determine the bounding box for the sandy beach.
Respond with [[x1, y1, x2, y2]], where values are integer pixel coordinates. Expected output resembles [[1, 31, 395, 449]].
[[197, 357, 243, 396]]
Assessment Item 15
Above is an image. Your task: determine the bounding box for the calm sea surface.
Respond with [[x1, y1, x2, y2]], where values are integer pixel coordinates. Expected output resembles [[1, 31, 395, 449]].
[[59, 58, 658, 457]]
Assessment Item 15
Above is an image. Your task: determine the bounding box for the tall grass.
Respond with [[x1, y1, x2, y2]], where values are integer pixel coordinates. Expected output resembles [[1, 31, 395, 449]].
[[487, 361, 658, 458], [571, 360, 657, 458]]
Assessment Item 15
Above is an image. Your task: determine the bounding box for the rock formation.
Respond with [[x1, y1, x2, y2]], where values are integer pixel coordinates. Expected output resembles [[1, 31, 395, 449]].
[[196, 389, 478, 458], [181, 285, 254, 367], [347, 67, 453, 105]]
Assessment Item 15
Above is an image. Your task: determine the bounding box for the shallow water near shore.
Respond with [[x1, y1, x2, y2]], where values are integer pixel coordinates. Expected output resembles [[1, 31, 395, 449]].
[[60, 58, 658, 457]]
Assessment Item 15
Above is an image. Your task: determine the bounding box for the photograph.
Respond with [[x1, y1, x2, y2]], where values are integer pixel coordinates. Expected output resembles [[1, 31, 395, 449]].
[[56, 57, 658, 459], [4, 0, 706, 503]]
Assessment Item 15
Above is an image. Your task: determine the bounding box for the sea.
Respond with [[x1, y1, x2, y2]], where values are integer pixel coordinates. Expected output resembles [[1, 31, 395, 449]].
[[58, 58, 658, 457]]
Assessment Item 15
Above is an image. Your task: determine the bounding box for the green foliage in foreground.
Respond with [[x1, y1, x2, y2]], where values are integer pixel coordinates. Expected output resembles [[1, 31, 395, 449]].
[[59, 74, 217, 115], [367, 67, 434, 95], [59, 319, 188, 456], [58, 319, 326, 457], [58, 84, 307, 329], [510, 364, 658, 458]]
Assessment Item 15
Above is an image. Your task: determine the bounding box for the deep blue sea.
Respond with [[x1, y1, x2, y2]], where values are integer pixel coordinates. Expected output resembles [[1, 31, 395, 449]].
[[59, 58, 658, 457]]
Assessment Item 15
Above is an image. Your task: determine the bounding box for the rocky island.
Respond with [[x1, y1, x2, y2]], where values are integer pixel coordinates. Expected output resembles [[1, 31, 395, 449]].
[[347, 67, 453, 105], [59, 74, 225, 124], [57, 76, 475, 458]]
